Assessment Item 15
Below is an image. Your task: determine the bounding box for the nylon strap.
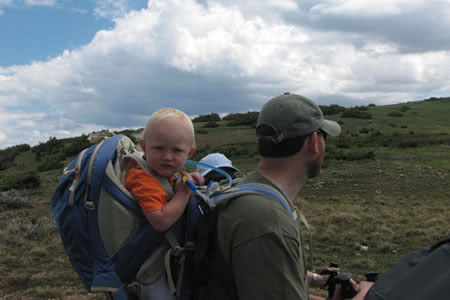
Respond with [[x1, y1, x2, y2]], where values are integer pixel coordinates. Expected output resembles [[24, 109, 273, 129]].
[[294, 204, 314, 271], [164, 230, 185, 299]]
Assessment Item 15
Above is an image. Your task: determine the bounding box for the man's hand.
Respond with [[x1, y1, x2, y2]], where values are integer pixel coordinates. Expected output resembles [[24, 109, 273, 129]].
[[331, 279, 374, 300], [317, 267, 340, 287], [351, 281, 374, 300]]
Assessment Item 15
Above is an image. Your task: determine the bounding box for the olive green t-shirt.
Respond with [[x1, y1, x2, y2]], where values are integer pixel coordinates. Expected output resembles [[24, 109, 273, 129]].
[[205, 170, 309, 300]]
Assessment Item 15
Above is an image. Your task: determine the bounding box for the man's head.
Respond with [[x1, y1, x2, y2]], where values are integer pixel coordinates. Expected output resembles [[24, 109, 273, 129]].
[[141, 108, 196, 177], [257, 93, 341, 177]]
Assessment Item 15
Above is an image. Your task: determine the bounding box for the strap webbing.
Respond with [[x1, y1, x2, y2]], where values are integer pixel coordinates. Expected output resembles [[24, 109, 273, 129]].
[[295, 206, 314, 271], [164, 231, 179, 296], [164, 230, 186, 300]]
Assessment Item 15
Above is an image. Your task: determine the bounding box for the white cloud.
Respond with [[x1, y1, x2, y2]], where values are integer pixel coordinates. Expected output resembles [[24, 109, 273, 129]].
[[0, 131, 6, 143], [1, 0, 450, 149], [310, 0, 427, 17], [17, 119, 36, 127], [0, 0, 13, 15], [0, 0, 57, 9], [94, 0, 132, 19], [25, 0, 57, 6], [221, 0, 298, 12]]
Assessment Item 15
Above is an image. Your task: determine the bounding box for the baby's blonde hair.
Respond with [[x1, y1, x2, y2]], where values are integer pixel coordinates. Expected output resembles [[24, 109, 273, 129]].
[[142, 108, 195, 146]]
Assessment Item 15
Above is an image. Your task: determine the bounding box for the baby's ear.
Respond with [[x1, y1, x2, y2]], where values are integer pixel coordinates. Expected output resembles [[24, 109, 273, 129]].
[[188, 146, 197, 158]]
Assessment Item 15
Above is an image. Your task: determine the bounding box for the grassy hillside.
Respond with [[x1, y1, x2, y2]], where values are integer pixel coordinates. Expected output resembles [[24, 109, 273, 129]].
[[0, 98, 449, 298]]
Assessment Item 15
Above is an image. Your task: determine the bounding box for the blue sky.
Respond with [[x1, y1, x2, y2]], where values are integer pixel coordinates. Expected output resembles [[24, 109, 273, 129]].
[[0, 3, 110, 66], [0, 1, 148, 66], [1, 0, 450, 149]]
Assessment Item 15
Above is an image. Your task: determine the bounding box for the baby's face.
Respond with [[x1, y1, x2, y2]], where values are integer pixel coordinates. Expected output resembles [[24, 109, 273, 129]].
[[141, 119, 195, 178]]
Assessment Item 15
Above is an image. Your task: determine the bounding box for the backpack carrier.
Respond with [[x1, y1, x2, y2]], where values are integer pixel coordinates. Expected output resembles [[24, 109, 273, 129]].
[[51, 135, 294, 299]]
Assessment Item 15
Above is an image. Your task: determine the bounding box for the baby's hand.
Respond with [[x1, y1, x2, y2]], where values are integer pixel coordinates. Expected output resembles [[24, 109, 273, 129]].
[[188, 171, 205, 186], [175, 171, 204, 194]]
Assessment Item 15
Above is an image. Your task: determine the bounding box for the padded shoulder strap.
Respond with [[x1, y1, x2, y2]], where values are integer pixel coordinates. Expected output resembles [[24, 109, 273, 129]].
[[216, 183, 293, 220], [121, 152, 174, 199]]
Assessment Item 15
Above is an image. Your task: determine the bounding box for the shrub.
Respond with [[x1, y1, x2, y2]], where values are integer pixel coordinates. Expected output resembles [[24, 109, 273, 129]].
[[387, 112, 403, 117], [37, 157, 64, 172], [0, 157, 15, 170], [193, 113, 221, 123], [6, 215, 55, 240], [400, 105, 410, 112], [32, 137, 62, 155], [425, 96, 450, 102], [330, 150, 375, 161], [370, 130, 383, 137], [319, 104, 346, 115], [203, 122, 219, 128], [19, 172, 41, 189], [359, 127, 369, 134], [335, 139, 351, 149], [0, 144, 31, 170], [223, 111, 259, 126], [196, 129, 208, 135], [381, 138, 395, 147], [63, 134, 91, 157], [399, 141, 418, 148], [341, 108, 372, 119], [0, 190, 33, 210], [0, 171, 40, 191]]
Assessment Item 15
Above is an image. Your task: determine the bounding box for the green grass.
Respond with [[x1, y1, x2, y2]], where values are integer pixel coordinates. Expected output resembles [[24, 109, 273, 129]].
[[0, 98, 449, 298]]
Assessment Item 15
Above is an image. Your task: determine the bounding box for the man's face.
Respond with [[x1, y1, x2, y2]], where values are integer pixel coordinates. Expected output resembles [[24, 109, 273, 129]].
[[307, 133, 326, 178]]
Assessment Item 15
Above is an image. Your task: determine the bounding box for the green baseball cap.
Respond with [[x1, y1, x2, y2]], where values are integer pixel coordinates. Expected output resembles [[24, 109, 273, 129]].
[[257, 93, 341, 143]]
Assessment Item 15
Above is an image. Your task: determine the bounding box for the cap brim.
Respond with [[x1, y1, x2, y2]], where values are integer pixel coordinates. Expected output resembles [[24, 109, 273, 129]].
[[321, 119, 341, 137], [201, 166, 239, 177]]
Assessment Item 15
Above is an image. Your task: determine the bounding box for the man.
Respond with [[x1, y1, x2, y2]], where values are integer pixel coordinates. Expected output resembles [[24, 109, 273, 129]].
[[205, 93, 371, 300]]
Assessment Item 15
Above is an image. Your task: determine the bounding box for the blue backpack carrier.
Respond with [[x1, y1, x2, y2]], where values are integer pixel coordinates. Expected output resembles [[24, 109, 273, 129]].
[[51, 135, 293, 299]]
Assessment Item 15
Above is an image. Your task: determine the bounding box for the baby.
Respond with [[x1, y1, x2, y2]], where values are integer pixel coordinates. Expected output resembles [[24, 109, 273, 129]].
[[125, 108, 203, 299]]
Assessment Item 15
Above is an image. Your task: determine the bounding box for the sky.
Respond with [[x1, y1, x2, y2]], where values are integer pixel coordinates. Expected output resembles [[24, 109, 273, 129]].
[[1, 0, 450, 149]]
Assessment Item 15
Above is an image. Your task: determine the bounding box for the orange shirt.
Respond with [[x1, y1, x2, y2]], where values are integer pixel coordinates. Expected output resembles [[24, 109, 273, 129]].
[[125, 168, 174, 214]]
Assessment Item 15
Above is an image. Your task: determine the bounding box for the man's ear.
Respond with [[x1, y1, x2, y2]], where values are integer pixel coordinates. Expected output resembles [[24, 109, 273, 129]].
[[306, 133, 320, 155], [188, 146, 197, 158], [140, 139, 146, 152]]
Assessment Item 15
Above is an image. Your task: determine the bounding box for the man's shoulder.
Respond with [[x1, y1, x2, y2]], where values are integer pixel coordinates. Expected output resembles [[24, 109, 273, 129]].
[[216, 185, 290, 232], [234, 170, 288, 210]]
